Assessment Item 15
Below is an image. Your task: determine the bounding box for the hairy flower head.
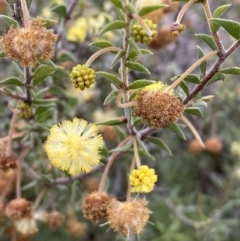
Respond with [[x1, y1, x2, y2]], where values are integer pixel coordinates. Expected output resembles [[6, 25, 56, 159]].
[[129, 165, 157, 193], [44, 118, 103, 175], [134, 82, 184, 128], [0, 18, 57, 66], [107, 198, 150, 236]]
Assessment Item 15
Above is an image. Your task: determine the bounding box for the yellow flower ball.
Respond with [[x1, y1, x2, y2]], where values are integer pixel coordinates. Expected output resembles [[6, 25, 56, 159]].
[[129, 165, 157, 193], [45, 118, 103, 175]]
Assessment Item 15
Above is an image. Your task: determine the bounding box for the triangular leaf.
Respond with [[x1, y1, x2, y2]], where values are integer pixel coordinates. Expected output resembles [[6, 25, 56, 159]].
[[219, 67, 240, 75], [128, 79, 154, 89], [213, 4, 232, 31], [99, 20, 126, 35], [184, 107, 203, 117], [147, 136, 172, 156], [211, 18, 240, 39], [97, 71, 122, 85], [138, 5, 168, 17], [195, 34, 218, 50], [126, 61, 151, 74]]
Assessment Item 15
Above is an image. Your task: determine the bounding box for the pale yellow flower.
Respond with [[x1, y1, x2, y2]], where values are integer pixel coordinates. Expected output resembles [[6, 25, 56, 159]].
[[129, 165, 157, 193], [45, 118, 103, 175]]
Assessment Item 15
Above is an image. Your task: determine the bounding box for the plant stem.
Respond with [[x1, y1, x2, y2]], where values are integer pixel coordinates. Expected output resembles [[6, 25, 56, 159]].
[[132, 13, 152, 36], [166, 50, 217, 93], [116, 89, 136, 108], [86, 47, 120, 67], [6, 108, 18, 155], [202, 0, 224, 53], [33, 188, 47, 210], [133, 137, 141, 169], [98, 136, 133, 192], [20, 0, 29, 27], [126, 156, 136, 202], [0, 88, 27, 101], [25, 67, 32, 104], [183, 40, 240, 104], [181, 115, 205, 148], [176, 0, 196, 23]]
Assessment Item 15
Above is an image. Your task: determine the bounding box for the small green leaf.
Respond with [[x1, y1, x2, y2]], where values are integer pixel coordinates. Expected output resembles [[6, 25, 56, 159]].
[[128, 38, 142, 55], [89, 40, 114, 49], [32, 64, 57, 86], [166, 123, 186, 140], [127, 48, 153, 60], [36, 109, 53, 122], [115, 8, 126, 21], [136, 137, 155, 161], [111, 0, 123, 9], [179, 81, 189, 95], [0, 77, 24, 87], [126, 61, 151, 74], [99, 20, 126, 35], [197, 46, 206, 78], [205, 73, 225, 87], [183, 74, 200, 84], [39, 18, 57, 28], [128, 79, 154, 89], [184, 107, 203, 117], [133, 117, 142, 127], [33, 98, 57, 106], [219, 67, 240, 75], [0, 15, 18, 27], [22, 180, 37, 191], [109, 139, 133, 153], [195, 34, 218, 50], [97, 71, 122, 85], [95, 118, 127, 126], [211, 18, 240, 39], [138, 5, 168, 17], [58, 52, 77, 62], [110, 49, 125, 69], [35, 87, 49, 98], [147, 136, 172, 156], [213, 4, 231, 30], [115, 126, 126, 141], [103, 90, 119, 105], [35, 106, 52, 116], [0, 51, 6, 58], [51, 4, 67, 18], [126, 3, 137, 13]]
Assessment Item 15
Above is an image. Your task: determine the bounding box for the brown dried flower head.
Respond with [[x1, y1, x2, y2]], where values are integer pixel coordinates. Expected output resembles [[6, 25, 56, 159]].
[[134, 82, 184, 129], [47, 211, 65, 228], [5, 198, 32, 220], [1, 18, 57, 67], [66, 219, 87, 237], [0, 152, 18, 172], [81, 191, 111, 223], [205, 137, 223, 154], [188, 139, 205, 155], [107, 198, 150, 236]]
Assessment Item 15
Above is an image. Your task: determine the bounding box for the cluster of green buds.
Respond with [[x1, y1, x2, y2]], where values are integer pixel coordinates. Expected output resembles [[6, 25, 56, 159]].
[[70, 64, 96, 90], [17, 102, 32, 119], [131, 19, 157, 44]]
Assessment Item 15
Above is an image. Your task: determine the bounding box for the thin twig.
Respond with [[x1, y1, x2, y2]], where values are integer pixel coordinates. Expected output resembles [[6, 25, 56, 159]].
[[183, 40, 240, 104]]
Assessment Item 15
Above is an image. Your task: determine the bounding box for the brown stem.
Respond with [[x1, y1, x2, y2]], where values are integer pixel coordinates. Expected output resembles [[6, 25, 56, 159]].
[[183, 40, 240, 104], [126, 156, 136, 202], [176, 0, 197, 23], [0, 88, 27, 101], [98, 136, 132, 192], [6, 108, 18, 155], [33, 188, 47, 211], [116, 89, 136, 108], [201, 0, 224, 53], [86, 47, 120, 67], [20, 0, 29, 27]]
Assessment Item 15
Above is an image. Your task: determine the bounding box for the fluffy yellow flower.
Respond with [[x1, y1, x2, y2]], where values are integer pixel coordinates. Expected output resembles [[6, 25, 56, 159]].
[[129, 165, 157, 193], [45, 118, 103, 175]]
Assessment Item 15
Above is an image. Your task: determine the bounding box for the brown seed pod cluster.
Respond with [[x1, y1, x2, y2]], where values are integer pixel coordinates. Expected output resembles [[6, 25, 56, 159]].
[[107, 198, 150, 236], [0, 18, 57, 66], [0, 153, 18, 172], [47, 211, 65, 228], [134, 89, 184, 129], [5, 198, 32, 220], [81, 192, 111, 223]]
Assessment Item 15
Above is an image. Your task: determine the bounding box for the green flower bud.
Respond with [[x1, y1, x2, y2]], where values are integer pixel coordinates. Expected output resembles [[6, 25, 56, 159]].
[[70, 64, 96, 90], [131, 19, 158, 44], [17, 102, 32, 119]]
